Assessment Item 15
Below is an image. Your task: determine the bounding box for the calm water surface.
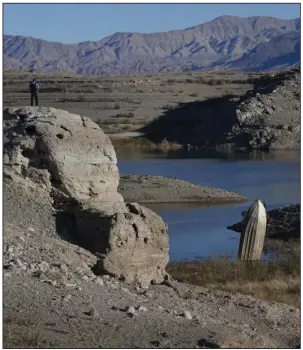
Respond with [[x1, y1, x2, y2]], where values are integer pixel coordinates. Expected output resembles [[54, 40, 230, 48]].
[[116, 149, 300, 261]]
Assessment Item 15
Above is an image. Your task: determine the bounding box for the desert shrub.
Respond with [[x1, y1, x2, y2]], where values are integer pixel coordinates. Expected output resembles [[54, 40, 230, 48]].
[[216, 79, 225, 85], [167, 248, 300, 307], [189, 92, 199, 97], [85, 88, 95, 93], [162, 104, 175, 110], [196, 77, 206, 84], [115, 112, 134, 118], [185, 78, 194, 83], [76, 94, 86, 102]]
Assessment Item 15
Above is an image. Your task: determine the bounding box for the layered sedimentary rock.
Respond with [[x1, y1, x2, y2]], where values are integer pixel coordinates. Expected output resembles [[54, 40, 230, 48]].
[[3, 107, 169, 287]]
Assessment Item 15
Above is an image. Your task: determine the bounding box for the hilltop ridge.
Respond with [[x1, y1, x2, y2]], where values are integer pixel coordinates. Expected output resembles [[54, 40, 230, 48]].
[[4, 15, 300, 75]]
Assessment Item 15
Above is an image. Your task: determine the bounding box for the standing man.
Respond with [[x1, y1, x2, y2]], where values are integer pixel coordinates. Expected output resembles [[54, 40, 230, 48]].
[[29, 78, 39, 106]]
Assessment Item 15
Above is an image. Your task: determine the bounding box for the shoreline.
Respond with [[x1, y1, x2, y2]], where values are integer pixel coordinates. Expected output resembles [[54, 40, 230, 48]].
[[119, 174, 247, 205]]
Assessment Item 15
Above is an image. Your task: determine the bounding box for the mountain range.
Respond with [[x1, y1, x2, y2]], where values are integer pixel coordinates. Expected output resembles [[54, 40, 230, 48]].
[[4, 15, 300, 76]]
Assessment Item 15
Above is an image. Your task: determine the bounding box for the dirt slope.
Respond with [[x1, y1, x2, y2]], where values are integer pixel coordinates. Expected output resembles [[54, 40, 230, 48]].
[[4, 222, 300, 348]]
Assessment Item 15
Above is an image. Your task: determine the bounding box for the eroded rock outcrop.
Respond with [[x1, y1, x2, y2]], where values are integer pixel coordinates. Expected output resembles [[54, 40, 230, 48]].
[[230, 68, 300, 150], [3, 107, 169, 287], [143, 68, 300, 151], [3, 107, 122, 205]]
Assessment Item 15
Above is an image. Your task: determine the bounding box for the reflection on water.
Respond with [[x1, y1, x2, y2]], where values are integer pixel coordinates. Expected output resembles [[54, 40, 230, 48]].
[[117, 149, 300, 261]]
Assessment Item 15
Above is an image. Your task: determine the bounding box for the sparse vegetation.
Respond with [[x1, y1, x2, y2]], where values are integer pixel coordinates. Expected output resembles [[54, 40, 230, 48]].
[[162, 104, 175, 110], [77, 94, 87, 102], [167, 79, 177, 84], [110, 136, 182, 150], [189, 91, 199, 97], [114, 112, 134, 118], [185, 78, 194, 83], [167, 247, 300, 307]]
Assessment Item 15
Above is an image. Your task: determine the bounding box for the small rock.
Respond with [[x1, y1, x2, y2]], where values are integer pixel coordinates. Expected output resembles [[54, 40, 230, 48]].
[[32, 270, 42, 278], [138, 306, 148, 312], [94, 277, 104, 286], [75, 267, 85, 275], [259, 130, 267, 138], [16, 259, 27, 271], [182, 310, 192, 320], [29, 263, 37, 271], [158, 306, 164, 311], [38, 261, 49, 273], [150, 340, 160, 348], [63, 294, 72, 302], [85, 308, 98, 317], [144, 291, 153, 298], [28, 227, 35, 232], [3, 262, 12, 269], [81, 275, 90, 282], [126, 306, 135, 315], [103, 275, 111, 280], [60, 263, 68, 274], [159, 332, 168, 338], [64, 283, 77, 288]]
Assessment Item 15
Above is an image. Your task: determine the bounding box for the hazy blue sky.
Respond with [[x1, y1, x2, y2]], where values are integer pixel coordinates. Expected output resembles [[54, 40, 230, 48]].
[[4, 3, 301, 44]]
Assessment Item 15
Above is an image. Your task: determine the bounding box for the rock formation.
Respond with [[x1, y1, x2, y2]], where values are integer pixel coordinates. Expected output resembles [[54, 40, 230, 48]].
[[3, 106, 169, 287], [229, 68, 300, 150], [143, 68, 300, 151]]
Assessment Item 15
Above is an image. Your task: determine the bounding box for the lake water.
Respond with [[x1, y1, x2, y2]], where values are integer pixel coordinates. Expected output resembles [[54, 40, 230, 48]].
[[116, 149, 300, 262]]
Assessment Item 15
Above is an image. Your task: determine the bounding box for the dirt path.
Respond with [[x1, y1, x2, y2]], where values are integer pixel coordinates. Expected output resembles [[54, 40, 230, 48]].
[[119, 174, 247, 204]]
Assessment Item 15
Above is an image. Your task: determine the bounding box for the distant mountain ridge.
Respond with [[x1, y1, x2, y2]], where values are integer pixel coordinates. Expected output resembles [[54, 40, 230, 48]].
[[4, 15, 300, 76]]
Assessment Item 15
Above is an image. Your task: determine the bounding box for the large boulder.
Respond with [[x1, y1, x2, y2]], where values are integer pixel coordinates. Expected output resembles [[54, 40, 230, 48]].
[[3, 106, 122, 206], [3, 107, 169, 287], [74, 203, 168, 286]]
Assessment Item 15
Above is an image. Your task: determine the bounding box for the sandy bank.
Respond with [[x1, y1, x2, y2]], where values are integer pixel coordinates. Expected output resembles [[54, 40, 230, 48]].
[[119, 174, 247, 204]]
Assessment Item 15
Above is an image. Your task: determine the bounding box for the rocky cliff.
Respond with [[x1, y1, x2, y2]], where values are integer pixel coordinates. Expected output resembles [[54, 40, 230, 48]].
[[142, 67, 300, 150]]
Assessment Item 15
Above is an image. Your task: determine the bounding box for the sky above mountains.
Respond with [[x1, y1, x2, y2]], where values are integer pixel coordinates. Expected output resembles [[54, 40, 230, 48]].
[[4, 3, 300, 44]]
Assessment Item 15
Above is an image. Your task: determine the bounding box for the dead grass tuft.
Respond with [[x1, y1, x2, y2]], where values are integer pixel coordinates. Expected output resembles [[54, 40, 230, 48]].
[[167, 248, 300, 307], [110, 137, 182, 150]]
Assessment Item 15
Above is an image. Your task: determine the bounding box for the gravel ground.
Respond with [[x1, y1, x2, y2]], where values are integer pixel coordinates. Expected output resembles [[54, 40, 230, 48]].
[[3, 224, 300, 349], [3, 177, 300, 348], [3, 179, 57, 238], [119, 174, 247, 204]]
